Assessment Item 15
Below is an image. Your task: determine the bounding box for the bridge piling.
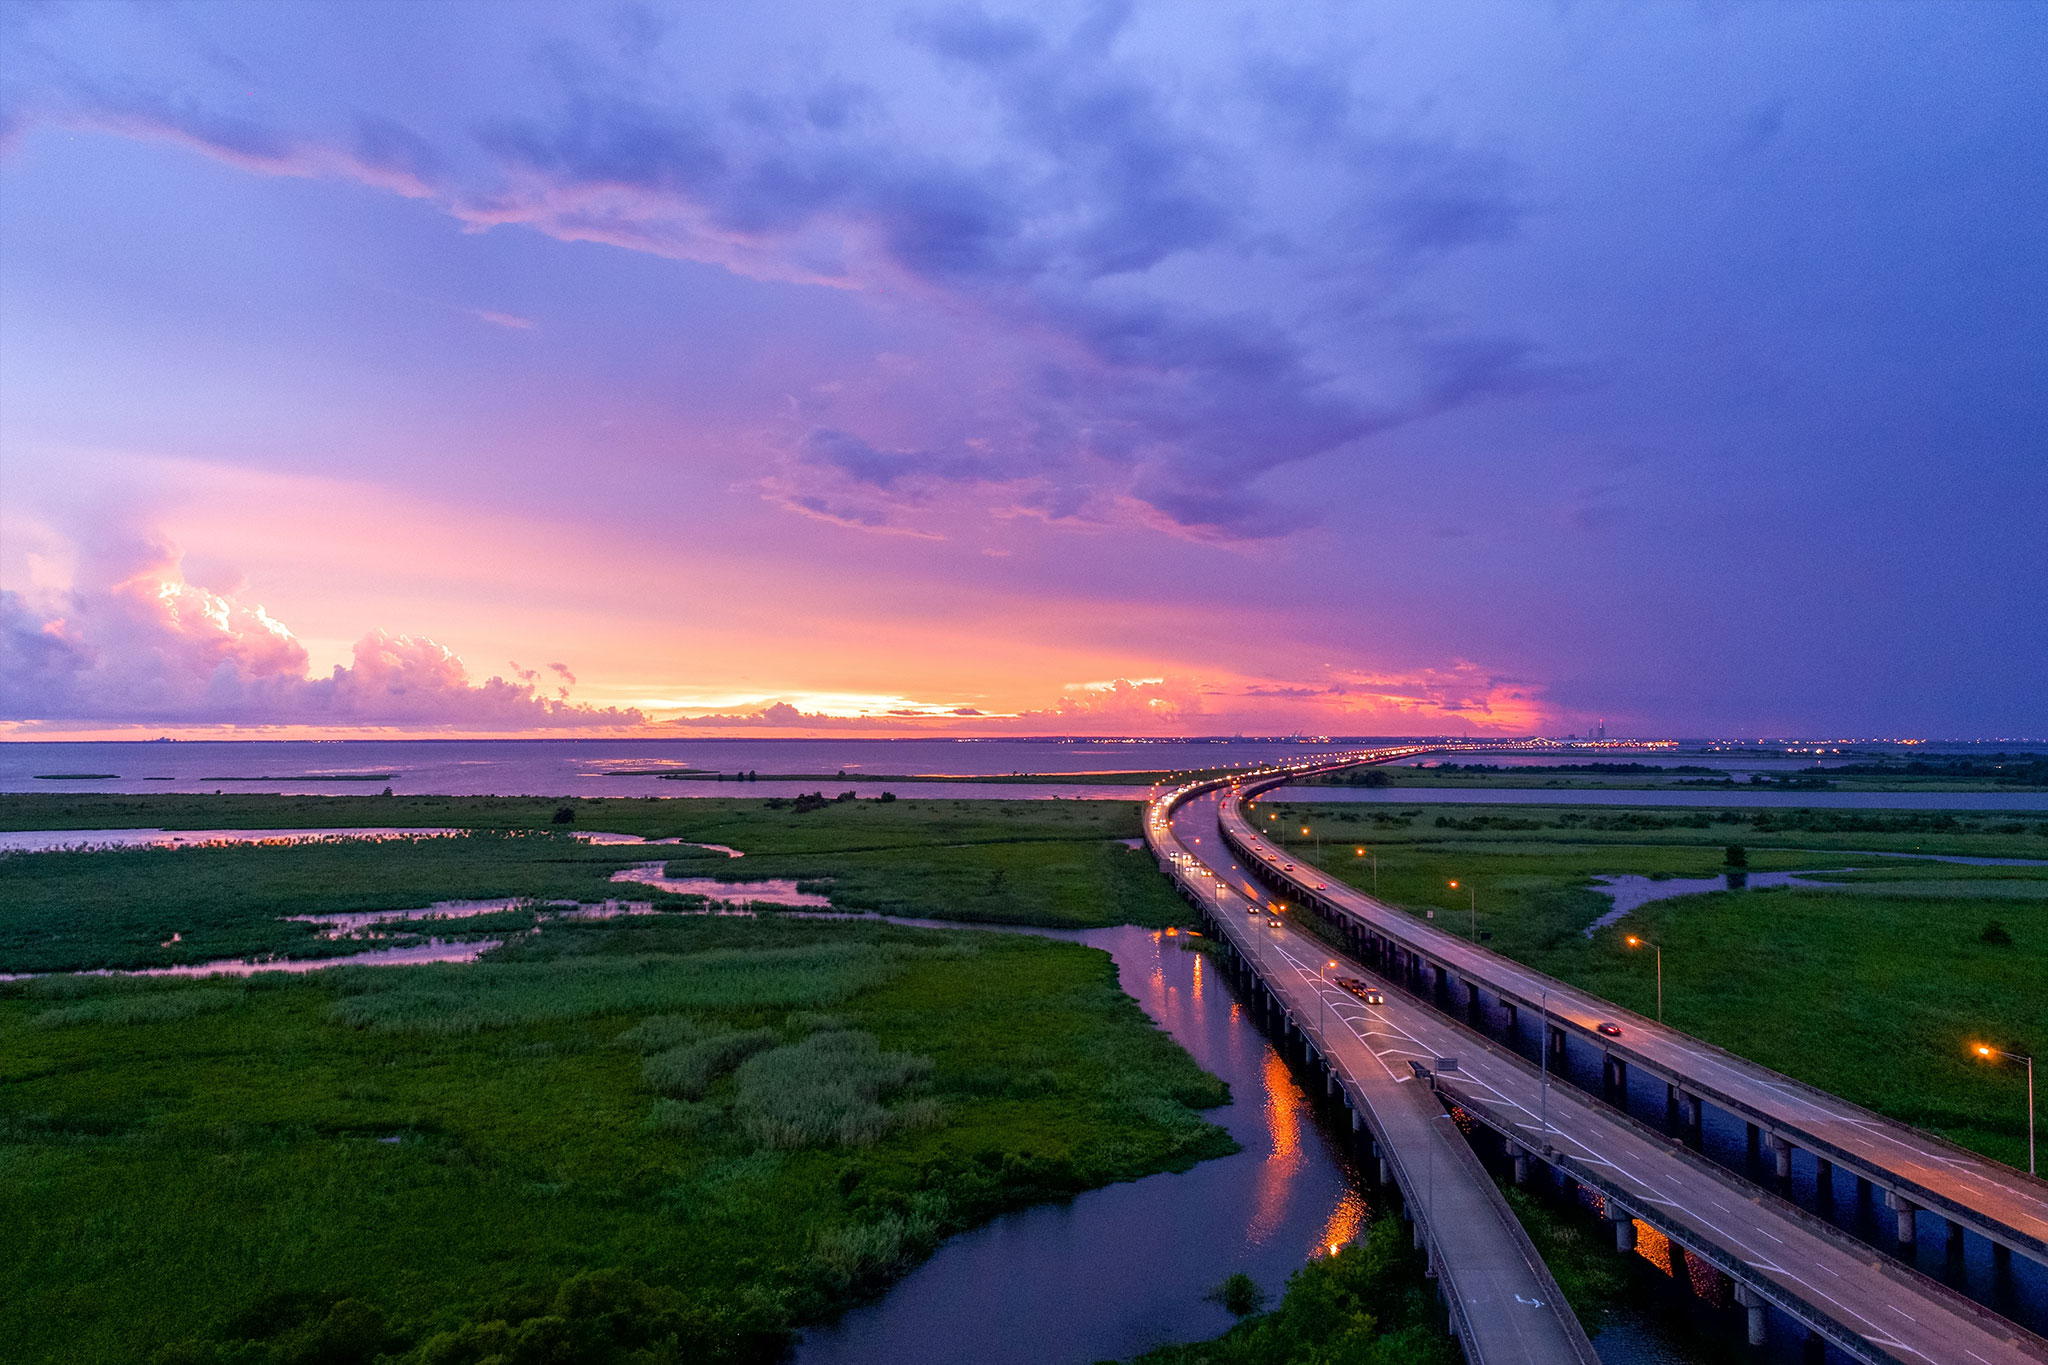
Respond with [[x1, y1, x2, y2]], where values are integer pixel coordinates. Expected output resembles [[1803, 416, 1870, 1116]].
[[1602, 1054, 1627, 1105], [1888, 1191, 1919, 1246], [1768, 1134, 1793, 1181], [1732, 1284, 1767, 1346]]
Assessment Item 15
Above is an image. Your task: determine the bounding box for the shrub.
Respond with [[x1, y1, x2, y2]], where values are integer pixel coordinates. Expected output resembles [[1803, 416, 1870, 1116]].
[[1207, 1271, 1266, 1317], [1980, 920, 2015, 947], [810, 1209, 941, 1293], [643, 1029, 780, 1099]]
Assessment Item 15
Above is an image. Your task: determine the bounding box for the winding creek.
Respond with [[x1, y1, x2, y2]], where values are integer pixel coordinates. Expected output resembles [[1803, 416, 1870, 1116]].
[[7, 826, 1922, 1357], [788, 920, 1696, 1365]]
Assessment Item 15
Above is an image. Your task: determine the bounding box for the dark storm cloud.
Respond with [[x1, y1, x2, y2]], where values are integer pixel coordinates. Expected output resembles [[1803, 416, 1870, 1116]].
[[0, 3, 1539, 542]]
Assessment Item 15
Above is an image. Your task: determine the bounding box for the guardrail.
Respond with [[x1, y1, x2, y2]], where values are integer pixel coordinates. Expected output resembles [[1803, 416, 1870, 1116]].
[[1213, 761, 2048, 1269], [1144, 756, 1598, 1364]]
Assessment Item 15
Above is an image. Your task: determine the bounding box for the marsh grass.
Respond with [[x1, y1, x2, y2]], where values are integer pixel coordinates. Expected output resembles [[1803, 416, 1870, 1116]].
[[733, 1030, 938, 1148], [1, 915, 1236, 1365], [645, 1029, 780, 1099], [0, 795, 1184, 974], [327, 943, 931, 1034], [1127, 1217, 1455, 1364], [31, 987, 242, 1029], [0, 829, 651, 973], [1287, 802, 2048, 1168]]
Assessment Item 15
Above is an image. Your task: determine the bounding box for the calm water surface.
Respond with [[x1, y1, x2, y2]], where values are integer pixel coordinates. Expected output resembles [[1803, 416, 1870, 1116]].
[[791, 923, 1694, 1365], [791, 923, 1372, 1365], [6, 740, 2040, 809]]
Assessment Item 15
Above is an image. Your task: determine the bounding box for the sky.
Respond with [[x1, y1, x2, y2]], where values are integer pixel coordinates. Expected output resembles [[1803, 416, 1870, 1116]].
[[1, 0, 2043, 740]]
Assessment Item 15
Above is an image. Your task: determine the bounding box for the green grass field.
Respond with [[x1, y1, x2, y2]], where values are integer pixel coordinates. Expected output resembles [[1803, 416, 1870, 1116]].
[[0, 796, 1187, 973], [1269, 801, 2048, 1169], [1, 915, 1235, 1365]]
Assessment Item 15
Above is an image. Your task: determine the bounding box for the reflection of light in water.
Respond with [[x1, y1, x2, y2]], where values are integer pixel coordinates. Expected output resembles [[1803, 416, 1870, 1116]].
[[1191, 952, 1202, 1005], [1316, 1189, 1368, 1257], [1249, 1050, 1306, 1245], [1634, 1221, 1673, 1276]]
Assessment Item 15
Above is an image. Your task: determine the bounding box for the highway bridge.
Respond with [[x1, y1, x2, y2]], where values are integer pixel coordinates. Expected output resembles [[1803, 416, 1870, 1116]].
[[1144, 747, 2048, 1364]]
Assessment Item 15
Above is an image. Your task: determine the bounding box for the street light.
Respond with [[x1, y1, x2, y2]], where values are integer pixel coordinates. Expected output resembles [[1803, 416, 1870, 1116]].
[[1626, 934, 1663, 1023], [1974, 1044, 2037, 1176], [1449, 880, 1477, 940], [1318, 959, 1338, 1036]]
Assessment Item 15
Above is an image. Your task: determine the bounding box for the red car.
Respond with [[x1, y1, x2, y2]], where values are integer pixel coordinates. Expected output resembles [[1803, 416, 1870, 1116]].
[[1596, 1021, 1623, 1038]]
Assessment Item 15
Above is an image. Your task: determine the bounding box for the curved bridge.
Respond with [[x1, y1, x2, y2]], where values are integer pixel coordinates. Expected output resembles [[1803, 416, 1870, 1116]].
[[1145, 747, 2048, 1364]]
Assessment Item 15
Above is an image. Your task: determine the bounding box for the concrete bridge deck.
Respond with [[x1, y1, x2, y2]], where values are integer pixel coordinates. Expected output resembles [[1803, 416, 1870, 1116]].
[[1151, 785, 1600, 1365], [1152, 760, 2048, 1363], [1219, 761, 2048, 1280]]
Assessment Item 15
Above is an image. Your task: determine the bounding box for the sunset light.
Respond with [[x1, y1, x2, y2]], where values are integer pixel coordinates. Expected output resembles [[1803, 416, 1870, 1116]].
[[0, 5, 2041, 1362]]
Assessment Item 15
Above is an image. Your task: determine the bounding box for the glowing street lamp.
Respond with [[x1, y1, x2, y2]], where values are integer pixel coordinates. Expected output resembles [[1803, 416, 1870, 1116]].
[[1974, 1044, 2036, 1175], [1319, 959, 1339, 1036], [1625, 935, 1662, 1022]]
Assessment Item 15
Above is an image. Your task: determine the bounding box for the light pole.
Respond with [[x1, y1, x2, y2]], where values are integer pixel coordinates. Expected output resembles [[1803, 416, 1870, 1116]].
[[1626, 934, 1663, 1023], [1975, 1045, 2037, 1175], [1449, 880, 1476, 940], [1537, 983, 1552, 1140], [1318, 959, 1337, 1037]]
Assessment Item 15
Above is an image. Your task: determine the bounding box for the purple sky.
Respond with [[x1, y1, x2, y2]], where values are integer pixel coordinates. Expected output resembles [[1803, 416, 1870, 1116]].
[[1, 1, 2043, 738]]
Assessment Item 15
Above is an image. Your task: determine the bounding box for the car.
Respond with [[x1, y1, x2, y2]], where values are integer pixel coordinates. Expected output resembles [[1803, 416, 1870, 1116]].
[[1284, 863, 1297, 870], [1596, 1021, 1623, 1037], [1335, 977, 1384, 1006], [1246, 903, 1264, 915], [1267, 917, 1285, 928]]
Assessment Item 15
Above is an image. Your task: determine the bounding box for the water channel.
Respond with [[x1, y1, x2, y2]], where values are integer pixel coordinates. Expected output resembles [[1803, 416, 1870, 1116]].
[[789, 921, 1697, 1365]]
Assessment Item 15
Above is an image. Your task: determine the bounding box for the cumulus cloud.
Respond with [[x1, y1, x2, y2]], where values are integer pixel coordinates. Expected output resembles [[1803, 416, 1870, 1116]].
[[666, 702, 878, 730], [0, 4, 1539, 541], [0, 542, 642, 731]]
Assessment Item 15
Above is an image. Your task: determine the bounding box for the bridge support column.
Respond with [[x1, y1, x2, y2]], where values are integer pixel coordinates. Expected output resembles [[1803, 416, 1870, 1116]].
[[1502, 1001, 1518, 1039], [1506, 1140, 1529, 1185], [1603, 1053, 1628, 1103], [1888, 1191, 1919, 1246], [1768, 1134, 1793, 1180], [1732, 1285, 1767, 1346], [1677, 1087, 1702, 1143], [1815, 1158, 1832, 1206], [1465, 980, 1480, 1024], [1547, 1026, 1567, 1073], [1379, 1156, 1392, 1185], [1610, 1213, 1636, 1252], [1946, 1218, 1966, 1260]]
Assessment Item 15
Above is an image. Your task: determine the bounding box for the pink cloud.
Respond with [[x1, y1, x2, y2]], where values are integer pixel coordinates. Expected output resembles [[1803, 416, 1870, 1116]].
[[0, 541, 642, 732]]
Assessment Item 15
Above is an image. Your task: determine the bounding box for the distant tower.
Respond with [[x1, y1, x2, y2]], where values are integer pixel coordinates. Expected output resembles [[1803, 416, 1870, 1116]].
[[1597, 719, 1606, 740]]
